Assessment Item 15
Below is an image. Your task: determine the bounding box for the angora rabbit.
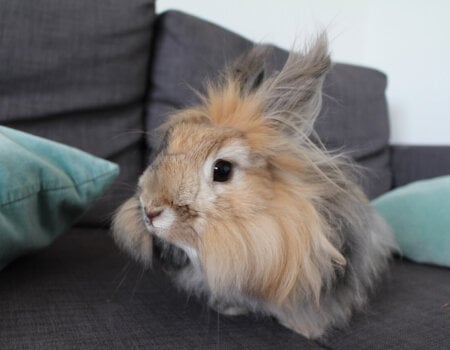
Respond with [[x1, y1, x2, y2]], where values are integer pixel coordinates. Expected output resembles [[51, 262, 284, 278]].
[[112, 35, 396, 339]]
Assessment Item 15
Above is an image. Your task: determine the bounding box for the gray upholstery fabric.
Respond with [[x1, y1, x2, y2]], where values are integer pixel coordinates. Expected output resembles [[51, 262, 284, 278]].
[[146, 11, 253, 130], [317, 64, 391, 198], [390, 145, 450, 188], [317, 261, 450, 350], [0, 229, 321, 349], [1, 228, 449, 349], [146, 11, 391, 199], [0, 0, 156, 226]]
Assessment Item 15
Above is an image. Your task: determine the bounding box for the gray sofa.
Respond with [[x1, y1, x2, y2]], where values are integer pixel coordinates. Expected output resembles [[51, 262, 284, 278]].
[[1, 1, 449, 349]]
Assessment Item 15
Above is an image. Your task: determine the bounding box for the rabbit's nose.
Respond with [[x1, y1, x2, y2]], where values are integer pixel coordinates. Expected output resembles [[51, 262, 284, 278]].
[[146, 209, 162, 225]]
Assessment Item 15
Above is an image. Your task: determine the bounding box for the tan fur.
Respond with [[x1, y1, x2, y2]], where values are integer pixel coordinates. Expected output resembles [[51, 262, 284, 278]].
[[112, 36, 395, 339], [137, 80, 346, 309], [112, 197, 153, 267]]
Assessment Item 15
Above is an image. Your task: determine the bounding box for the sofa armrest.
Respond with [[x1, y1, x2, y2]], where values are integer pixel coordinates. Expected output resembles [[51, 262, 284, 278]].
[[390, 145, 450, 188]]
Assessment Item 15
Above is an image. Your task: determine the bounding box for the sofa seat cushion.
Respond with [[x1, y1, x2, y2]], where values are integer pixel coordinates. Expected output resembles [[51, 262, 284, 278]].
[[0, 228, 320, 349], [0, 0, 156, 226], [1, 228, 449, 349]]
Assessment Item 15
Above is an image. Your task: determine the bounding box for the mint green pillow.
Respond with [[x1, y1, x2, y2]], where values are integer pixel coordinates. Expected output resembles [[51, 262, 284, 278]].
[[0, 126, 119, 270], [372, 176, 450, 268]]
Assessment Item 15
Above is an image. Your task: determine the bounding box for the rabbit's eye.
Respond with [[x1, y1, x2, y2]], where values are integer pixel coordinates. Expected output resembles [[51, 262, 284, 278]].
[[213, 159, 233, 182]]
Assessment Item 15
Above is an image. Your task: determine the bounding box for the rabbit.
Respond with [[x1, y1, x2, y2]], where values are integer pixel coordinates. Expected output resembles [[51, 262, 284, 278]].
[[112, 34, 397, 339]]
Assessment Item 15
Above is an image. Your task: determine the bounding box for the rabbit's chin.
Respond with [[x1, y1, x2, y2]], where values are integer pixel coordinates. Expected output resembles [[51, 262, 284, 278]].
[[152, 236, 191, 270]]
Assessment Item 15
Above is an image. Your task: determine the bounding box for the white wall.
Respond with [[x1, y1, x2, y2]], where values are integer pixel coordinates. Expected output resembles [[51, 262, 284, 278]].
[[157, 0, 450, 145]]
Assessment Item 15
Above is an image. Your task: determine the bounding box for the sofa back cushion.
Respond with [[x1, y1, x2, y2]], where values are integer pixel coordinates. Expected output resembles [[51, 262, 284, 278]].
[[0, 0, 156, 226], [146, 10, 391, 199]]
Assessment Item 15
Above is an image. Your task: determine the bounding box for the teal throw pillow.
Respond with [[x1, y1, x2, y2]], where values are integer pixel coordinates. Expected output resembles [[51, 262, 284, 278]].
[[372, 176, 450, 268], [0, 126, 119, 270]]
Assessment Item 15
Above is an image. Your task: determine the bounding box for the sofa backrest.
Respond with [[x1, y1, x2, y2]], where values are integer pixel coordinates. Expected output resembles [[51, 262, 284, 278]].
[[0, 0, 156, 226], [146, 10, 392, 199], [0, 5, 392, 228]]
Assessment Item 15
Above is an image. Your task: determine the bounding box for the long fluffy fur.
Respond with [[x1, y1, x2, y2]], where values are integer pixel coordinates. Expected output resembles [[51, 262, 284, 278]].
[[112, 35, 397, 339]]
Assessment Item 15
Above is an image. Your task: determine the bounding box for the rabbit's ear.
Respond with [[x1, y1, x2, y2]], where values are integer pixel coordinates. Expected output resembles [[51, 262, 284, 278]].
[[227, 45, 271, 95], [260, 34, 331, 137]]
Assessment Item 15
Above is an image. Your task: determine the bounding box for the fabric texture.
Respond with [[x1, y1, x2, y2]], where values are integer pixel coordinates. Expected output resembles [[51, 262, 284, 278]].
[[390, 145, 450, 188], [146, 10, 391, 199], [372, 176, 450, 267], [0, 0, 155, 226], [0, 228, 321, 350], [0, 127, 119, 270], [1, 228, 449, 349], [316, 259, 450, 350]]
